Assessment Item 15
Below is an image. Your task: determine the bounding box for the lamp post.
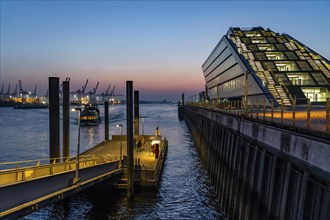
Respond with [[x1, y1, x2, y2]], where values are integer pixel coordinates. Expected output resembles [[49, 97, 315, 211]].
[[140, 116, 147, 137], [140, 116, 147, 145], [72, 108, 81, 184], [116, 124, 123, 167]]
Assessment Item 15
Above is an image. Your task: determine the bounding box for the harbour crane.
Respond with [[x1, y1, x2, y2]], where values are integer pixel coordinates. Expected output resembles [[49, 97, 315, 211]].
[[93, 81, 99, 95], [97, 84, 111, 102], [44, 89, 49, 97], [105, 84, 111, 96], [87, 81, 99, 102], [81, 79, 89, 94], [11, 84, 18, 97], [31, 85, 37, 97], [18, 80, 30, 98], [73, 79, 89, 103], [107, 85, 122, 103], [88, 81, 99, 95], [4, 84, 10, 96], [75, 79, 89, 94], [109, 86, 116, 97]]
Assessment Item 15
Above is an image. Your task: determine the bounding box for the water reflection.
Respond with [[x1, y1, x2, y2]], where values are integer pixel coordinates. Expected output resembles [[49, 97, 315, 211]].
[[1, 105, 225, 219], [88, 127, 94, 146]]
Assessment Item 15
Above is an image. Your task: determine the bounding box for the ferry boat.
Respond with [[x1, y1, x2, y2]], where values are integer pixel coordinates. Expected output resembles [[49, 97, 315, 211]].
[[80, 104, 101, 126], [14, 103, 48, 109]]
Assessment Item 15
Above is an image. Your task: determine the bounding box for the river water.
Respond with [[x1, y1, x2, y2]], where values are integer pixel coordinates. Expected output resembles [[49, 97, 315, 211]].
[[0, 104, 226, 219]]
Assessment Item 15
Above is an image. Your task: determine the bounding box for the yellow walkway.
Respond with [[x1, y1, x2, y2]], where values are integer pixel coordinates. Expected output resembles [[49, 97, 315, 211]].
[[83, 135, 163, 169]]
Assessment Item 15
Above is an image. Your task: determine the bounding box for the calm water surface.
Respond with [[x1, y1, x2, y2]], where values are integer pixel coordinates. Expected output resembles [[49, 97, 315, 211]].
[[0, 104, 225, 219]]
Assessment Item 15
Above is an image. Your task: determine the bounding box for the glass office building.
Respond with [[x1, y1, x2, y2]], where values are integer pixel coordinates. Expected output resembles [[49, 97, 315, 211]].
[[202, 27, 330, 105]]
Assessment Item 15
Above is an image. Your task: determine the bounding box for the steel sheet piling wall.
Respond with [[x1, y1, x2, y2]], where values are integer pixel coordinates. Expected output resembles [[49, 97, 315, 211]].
[[126, 81, 134, 198], [104, 101, 109, 141], [49, 77, 60, 163], [134, 90, 139, 137], [182, 105, 330, 220], [62, 80, 70, 160]]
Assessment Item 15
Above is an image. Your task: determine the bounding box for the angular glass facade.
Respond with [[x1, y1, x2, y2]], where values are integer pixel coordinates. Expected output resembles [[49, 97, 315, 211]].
[[203, 27, 330, 105]]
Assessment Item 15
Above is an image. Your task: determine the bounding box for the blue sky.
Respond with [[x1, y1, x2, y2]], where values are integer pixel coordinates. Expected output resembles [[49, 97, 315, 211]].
[[1, 0, 329, 101]]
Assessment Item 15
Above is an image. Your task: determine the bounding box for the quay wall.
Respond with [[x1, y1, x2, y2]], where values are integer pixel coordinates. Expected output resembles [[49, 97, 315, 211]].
[[182, 105, 330, 220]]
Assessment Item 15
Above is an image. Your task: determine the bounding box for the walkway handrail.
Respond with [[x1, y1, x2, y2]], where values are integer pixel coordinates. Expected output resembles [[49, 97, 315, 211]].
[[0, 154, 118, 171], [0, 154, 120, 186]]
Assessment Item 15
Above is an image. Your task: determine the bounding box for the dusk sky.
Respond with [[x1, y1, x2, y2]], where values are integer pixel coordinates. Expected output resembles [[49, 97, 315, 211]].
[[1, 1, 329, 101]]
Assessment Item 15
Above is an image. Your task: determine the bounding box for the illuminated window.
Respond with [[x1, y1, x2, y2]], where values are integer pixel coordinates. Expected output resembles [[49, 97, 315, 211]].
[[265, 52, 286, 60], [275, 61, 299, 71], [258, 44, 276, 51], [245, 32, 261, 37], [286, 73, 316, 85], [301, 88, 329, 102], [251, 37, 267, 44]]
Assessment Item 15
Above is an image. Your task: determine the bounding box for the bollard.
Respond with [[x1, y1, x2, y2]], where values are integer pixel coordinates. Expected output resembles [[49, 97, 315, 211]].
[[49, 77, 60, 163], [62, 80, 70, 160], [307, 99, 311, 129], [263, 98, 266, 121], [326, 98, 329, 132], [126, 81, 134, 199], [292, 97, 296, 127], [104, 101, 109, 141], [280, 100, 284, 124], [271, 100, 274, 123]]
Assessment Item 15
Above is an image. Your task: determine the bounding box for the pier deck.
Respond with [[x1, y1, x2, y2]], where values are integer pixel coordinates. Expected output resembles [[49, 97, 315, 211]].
[[0, 135, 168, 219], [85, 134, 168, 188]]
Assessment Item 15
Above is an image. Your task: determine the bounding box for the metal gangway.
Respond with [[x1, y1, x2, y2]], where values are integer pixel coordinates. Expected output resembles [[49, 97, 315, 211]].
[[0, 154, 122, 219]]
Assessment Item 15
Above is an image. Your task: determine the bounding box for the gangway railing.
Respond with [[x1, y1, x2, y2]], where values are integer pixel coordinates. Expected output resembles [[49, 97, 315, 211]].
[[0, 154, 122, 219], [0, 154, 120, 186]]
